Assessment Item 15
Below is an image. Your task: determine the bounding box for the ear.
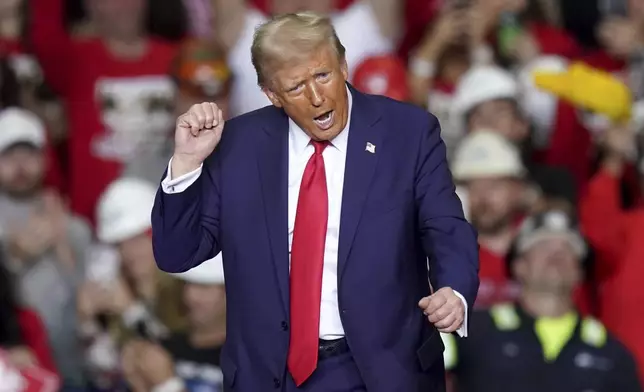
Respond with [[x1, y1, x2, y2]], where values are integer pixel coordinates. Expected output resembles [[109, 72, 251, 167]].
[[512, 257, 528, 282], [262, 87, 283, 108]]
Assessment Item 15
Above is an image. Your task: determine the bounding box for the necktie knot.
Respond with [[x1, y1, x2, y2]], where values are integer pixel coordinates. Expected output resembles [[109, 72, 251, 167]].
[[311, 140, 329, 155]]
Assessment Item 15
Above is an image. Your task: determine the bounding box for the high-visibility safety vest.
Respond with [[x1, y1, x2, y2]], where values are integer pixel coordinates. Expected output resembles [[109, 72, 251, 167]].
[[440, 303, 641, 392]]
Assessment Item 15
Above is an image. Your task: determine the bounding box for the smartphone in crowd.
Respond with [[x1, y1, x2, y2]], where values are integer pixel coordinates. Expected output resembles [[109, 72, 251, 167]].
[[498, 12, 524, 58]]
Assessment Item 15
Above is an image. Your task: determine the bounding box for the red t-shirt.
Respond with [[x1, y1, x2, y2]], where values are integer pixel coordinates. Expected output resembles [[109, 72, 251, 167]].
[[31, 0, 179, 225], [476, 246, 519, 309], [0, 38, 23, 56]]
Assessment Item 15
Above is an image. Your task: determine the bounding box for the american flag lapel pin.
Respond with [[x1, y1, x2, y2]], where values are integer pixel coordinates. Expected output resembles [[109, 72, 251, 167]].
[[365, 142, 376, 154]]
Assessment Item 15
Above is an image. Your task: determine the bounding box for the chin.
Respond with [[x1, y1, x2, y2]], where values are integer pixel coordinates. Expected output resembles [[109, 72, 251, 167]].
[[309, 127, 342, 141]]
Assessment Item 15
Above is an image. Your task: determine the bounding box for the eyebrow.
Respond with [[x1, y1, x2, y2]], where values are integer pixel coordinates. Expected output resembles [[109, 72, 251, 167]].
[[285, 68, 331, 90]]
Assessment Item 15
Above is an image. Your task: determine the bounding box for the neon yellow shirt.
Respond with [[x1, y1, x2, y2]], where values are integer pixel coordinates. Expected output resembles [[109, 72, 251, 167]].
[[534, 312, 578, 362]]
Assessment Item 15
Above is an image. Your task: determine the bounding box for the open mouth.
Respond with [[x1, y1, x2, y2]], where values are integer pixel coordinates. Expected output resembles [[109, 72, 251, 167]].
[[313, 110, 335, 130]]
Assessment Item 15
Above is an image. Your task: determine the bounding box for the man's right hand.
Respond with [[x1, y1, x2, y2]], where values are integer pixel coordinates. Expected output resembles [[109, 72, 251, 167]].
[[172, 102, 224, 177]]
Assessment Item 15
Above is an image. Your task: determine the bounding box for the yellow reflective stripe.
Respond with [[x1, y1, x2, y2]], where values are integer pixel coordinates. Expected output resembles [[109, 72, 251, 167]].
[[490, 303, 521, 331], [440, 332, 458, 370], [581, 317, 607, 348]]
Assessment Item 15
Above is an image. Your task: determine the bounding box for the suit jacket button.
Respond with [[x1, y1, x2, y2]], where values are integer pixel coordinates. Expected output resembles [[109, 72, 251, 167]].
[[273, 378, 281, 388], [281, 321, 289, 331]]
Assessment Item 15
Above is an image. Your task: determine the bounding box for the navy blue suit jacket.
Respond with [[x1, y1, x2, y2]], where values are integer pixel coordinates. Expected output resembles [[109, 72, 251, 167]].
[[151, 86, 479, 391]]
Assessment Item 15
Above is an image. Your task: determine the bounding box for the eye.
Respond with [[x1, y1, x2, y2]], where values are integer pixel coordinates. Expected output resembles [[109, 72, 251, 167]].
[[288, 84, 304, 93], [316, 72, 330, 81], [100, 94, 116, 112], [147, 96, 173, 113]]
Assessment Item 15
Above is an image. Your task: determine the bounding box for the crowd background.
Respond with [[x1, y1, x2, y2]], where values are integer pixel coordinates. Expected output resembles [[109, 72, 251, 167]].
[[1, 0, 644, 391]]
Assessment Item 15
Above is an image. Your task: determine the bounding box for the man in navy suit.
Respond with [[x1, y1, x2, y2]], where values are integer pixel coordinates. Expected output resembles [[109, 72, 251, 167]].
[[151, 11, 479, 392]]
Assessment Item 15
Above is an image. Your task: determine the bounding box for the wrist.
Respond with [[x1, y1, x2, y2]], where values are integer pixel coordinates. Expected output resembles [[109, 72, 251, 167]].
[[171, 155, 202, 178], [151, 377, 184, 392]]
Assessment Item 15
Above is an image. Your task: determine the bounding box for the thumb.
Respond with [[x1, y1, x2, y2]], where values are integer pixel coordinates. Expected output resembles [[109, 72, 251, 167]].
[[418, 296, 431, 309]]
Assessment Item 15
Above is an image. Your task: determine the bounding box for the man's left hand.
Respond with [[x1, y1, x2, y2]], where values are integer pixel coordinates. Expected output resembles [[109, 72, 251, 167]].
[[418, 287, 465, 333]]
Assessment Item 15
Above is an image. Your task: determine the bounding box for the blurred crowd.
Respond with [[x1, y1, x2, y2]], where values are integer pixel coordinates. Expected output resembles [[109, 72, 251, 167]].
[[1, 0, 644, 391]]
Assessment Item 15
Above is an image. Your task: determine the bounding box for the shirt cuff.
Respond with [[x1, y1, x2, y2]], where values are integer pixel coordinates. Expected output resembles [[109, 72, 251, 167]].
[[161, 157, 203, 194], [151, 377, 184, 392], [453, 290, 469, 338]]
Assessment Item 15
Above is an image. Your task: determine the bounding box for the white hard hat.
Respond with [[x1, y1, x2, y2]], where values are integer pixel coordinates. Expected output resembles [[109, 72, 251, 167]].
[[96, 177, 157, 244], [451, 66, 518, 118], [0, 108, 46, 152], [452, 130, 526, 181], [517, 55, 568, 148], [172, 253, 225, 285]]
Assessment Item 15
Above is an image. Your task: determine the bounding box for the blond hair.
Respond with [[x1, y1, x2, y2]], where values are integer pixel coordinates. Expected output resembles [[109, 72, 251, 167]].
[[251, 12, 346, 88]]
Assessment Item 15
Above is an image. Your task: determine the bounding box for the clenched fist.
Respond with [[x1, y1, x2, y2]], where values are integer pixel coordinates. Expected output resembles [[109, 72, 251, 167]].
[[172, 102, 224, 177], [418, 287, 465, 333]]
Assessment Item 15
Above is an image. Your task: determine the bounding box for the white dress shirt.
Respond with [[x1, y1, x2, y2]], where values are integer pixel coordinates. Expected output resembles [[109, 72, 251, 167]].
[[161, 89, 468, 338]]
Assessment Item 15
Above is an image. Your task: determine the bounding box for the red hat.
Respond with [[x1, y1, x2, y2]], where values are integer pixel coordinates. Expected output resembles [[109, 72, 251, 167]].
[[352, 55, 410, 102]]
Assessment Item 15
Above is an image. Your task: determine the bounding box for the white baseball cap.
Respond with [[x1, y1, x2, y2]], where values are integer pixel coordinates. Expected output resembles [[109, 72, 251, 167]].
[[0, 108, 46, 152], [452, 130, 526, 181], [96, 177, 157, 244], [172, 254, 225, 285]]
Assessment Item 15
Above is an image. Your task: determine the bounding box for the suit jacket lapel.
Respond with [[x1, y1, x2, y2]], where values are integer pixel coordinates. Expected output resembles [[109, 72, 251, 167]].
[[338, 86, 383, 283], [257, 107, 290, 314]]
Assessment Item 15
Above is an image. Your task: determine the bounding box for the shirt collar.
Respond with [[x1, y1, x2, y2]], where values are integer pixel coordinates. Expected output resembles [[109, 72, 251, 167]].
[[289, 85, 352, 155]]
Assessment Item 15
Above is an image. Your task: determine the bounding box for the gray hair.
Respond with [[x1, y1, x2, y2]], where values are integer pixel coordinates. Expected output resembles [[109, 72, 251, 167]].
[[251, 12, 346, 88]]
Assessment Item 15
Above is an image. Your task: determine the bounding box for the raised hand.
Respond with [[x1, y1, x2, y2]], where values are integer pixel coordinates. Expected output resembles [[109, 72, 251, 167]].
[[172, 102, 224, 177]]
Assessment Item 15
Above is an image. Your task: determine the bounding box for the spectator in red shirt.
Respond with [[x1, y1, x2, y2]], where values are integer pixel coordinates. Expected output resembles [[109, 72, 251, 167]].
[[451, 131, 527, 308], [580, 124, 644, 382], [29, 0, 186, 225]]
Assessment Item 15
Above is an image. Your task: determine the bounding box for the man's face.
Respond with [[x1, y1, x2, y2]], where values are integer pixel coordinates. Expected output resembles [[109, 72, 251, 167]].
[[514, 237, 582, 293], [0, 145, 44, 199], [183, 283, 226, 330], [88, 0, 145, 39], [468, 99, 529, 143], [94, 76, 175, 161], [118, 232, 156, 281], [467, 177, 522, 235], [264, 45, 349, 142]]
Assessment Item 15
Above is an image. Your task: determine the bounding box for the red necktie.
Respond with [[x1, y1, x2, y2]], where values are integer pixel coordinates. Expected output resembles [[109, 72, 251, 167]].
[[287, 140, 329, 386]]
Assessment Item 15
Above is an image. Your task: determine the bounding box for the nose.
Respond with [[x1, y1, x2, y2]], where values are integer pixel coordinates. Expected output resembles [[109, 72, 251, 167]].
[[307, 84, 325, 108]]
